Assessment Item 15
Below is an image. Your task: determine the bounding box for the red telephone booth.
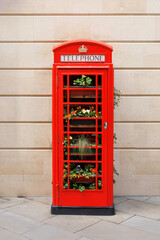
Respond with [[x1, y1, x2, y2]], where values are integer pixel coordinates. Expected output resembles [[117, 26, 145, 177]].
[[51, 39, 114, 215]]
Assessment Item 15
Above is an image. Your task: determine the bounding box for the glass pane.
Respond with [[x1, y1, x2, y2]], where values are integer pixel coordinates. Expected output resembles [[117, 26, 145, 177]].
[[63, 105, 67, 118], [98, 134, 102, 146], [98, 105, 102, 117], [63, 134, 68, 160], [63, 162, 68, 189], [64, 148, 67, 161], [98, 163, 102, 176], [69, 163, 96, 190], [70, 148, 96, 161], [69, 75, 95, 88], [63, 119, 67, 132], [69, 119, 96, 132], [98, 149, 102, 161], [69, 134, 96, 147], [98, 119, 102, 132], [69, 90, 96, 102], [98, 75, 102, 88], [98, 90, 102, 102], [98, 177, 102, 190], [63, 75, 67, 88], [63, 90, 67, 102]]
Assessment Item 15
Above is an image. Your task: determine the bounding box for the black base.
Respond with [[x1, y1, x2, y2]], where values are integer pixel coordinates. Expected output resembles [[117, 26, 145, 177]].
[[51, 205, 115, 215]]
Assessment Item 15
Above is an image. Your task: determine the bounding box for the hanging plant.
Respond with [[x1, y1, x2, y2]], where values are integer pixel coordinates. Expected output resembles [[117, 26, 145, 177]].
[[114, 87, 121, 183]]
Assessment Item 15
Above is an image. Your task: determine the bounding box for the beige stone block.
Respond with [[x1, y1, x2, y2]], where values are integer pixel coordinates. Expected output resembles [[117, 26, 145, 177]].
[[114, 180, 160, 195], [0, 123, 52, 148], [113, 43, 160, 68], [102, 0, 147, 13], [146, 0, 160, 13], [115, 70, 160, 95], [0, 149, 51, 176], [114, 150, 160, 177], [0, 0, 160, 14], [0, 181, 52, 196], [0, 97, 52, 122], [0, 43, 53, 68], [0, 43, 160, 69], [0, 0, 102, 14], [115, 97, 160, 121], [0, 16, 160, 41], [114, 150, 160, 195], [0, 70, 52, 95], [115, 123, 160, 148]]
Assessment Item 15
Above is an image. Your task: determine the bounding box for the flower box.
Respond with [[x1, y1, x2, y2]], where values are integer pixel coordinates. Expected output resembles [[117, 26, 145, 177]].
[[71, 175, 95, 183]]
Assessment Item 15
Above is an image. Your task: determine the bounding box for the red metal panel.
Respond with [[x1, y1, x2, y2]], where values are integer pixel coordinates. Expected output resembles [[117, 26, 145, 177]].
[[52, 40, 114, 209], [53, 39, 112, 64]]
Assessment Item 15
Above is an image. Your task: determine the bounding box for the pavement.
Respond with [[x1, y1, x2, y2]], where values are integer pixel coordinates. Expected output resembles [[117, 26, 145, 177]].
[[0, 196, 160, 240]]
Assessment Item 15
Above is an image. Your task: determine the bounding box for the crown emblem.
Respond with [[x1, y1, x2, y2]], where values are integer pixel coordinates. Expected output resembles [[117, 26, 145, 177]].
[[78, 45, 88, 53]]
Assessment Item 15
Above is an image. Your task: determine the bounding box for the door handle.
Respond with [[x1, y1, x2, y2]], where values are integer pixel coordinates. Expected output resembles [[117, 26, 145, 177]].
[[104, 122, 108, 129]]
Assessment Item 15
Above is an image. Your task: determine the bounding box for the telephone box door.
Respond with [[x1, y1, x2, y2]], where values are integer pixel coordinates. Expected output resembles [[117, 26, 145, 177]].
[[57, 66, 113, 207]]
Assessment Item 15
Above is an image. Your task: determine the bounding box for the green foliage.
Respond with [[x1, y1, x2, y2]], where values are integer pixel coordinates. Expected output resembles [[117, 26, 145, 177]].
[[89, 183, 95, 190], [114, 87, 121, 109], [113, 161, 119, 184], [114, 87, 121, 183], [79, 185, 86, 192], [114, 133, 117, 144], [73, 75, 92, 87], [69, 164, 96, 180]]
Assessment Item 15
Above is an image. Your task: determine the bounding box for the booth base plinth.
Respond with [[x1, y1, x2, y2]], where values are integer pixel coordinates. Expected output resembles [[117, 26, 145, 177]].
[[51, 205, 115, 215]]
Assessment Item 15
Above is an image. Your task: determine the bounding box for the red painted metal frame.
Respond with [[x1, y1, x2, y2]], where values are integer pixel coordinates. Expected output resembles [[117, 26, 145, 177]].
[[52, 40, 114, 208]]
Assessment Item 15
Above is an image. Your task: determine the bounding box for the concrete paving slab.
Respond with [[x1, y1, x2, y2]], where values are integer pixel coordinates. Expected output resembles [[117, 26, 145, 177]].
[[0, 208, 6, 213], [0, 197, 29, 209], [8, 201, 52, 221], [0, 229, 29, 240], [43, 215, 101, 233], [79, 220, 160, 240], [0, 211, 42, 234], [126, 196, 149, 201], [115, 199, 160, 220], [114, 197, 127, 205], [26, 197, 52, 205], [78, 237, 91, 240], [0, 197, 8, 203], [145, 197, 160, 206], [122, 216, 160, 236], [23, 224, 79, 240], [98, 210, 134, 224]]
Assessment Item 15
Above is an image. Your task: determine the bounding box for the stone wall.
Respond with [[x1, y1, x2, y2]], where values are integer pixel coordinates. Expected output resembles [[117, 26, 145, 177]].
[[0, 0, 160, 196]]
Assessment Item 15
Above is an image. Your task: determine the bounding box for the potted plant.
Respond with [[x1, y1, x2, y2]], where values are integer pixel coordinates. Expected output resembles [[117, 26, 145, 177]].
[[72, 75, 93, 87], [64, 105, 101, 121]]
